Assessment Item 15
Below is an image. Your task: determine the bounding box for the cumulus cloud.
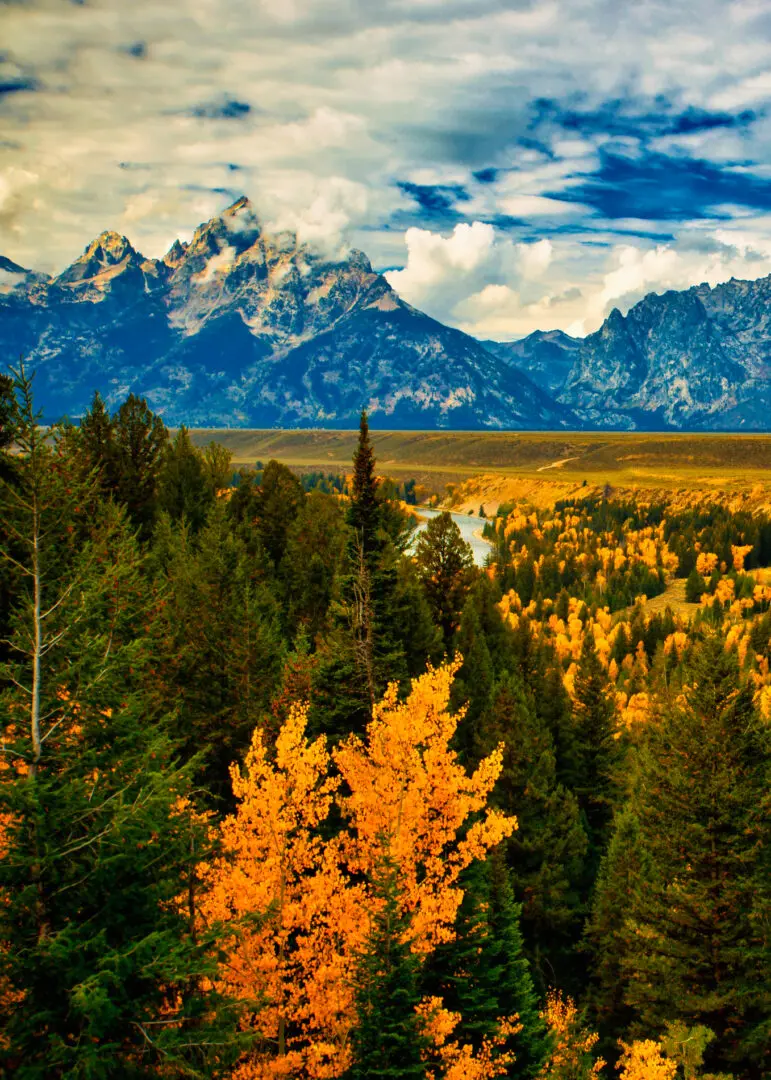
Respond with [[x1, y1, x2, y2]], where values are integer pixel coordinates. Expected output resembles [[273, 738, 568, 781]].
[[385, 222, 547, 313], [386, 218, 771, 339], [3, 0, 771, 338]]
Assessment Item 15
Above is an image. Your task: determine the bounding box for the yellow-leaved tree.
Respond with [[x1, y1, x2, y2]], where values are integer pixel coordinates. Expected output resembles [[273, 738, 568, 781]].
[[200, 660, 516, 1079]]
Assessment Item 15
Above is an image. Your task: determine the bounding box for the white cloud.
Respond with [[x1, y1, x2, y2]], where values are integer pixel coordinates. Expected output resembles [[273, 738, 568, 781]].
[[710, 70, 771, 111], [2, 0, 771, 345], [517, 237, 553, 276], [384, 218, 771, 340], [499, 195, 577, 217], [196, 244, 237, 282]]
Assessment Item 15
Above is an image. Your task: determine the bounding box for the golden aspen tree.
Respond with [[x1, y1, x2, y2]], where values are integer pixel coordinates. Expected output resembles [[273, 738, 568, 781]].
[[201, 662, 517, 1079]]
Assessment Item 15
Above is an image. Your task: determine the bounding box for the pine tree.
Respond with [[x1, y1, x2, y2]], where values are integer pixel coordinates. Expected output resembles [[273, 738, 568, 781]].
[[158, 424, 213, 531], [571, 634, 619, 866], [487, 851, 549, 1077], [281, 489, 348, 640], [111, 393, 168, 538], [414, 510, 475, 645], [349, 410, 380, 557], [0, 366, 245, 1076], [618, 635, 771, 1075], [200, 440, 233, 496], [253, 459, 304, 567], [685, 565, 706, 603], [584, 809, 652, 1064], [77, 390, 116, 492], [149, 502, 285, 801], [452, 600, 495, 760], [0, 372, 14, 454], [423, 859, 502, 1053], [423, 852, 547, 1077], [477, 674, 588, 997], [312, 415, 407, 739], [346, 853, 428, 1080], [391, 558, 444, 678], [0, 372, 18, 659]]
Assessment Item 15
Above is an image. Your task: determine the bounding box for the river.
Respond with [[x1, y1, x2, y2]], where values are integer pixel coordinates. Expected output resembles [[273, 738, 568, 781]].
[[413, 507, 493, 567]]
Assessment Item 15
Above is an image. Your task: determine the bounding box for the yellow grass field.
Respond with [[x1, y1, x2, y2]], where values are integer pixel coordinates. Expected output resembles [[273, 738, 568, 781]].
[[190, 428, 771, 510]]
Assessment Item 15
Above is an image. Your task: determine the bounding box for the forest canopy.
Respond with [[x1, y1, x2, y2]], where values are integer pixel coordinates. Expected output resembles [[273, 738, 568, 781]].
[[1, 365, 770, 1079]]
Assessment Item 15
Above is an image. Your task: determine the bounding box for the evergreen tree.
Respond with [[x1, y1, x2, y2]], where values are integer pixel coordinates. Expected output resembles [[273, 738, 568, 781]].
[[571, 634, 619, 866], [158, 425, 213, 531], [0, 372, 14, 455], [423, 852, 547, 1077], [77, 389, 116, 492], [349, 410, 380, 557], [149, 503, 284, 801], [347, 853, 428, 1079], [281, 489, 348, 641], [112, 393, 168, 538], [253, 459, 304, 567], [391, 558, 444, 678], [618, 635, 771, 1075], [584, 809, 652, 1064], [414, 510, 475, 645], [476, 674, 588, 996], [201, 440, 233, 496], [312, 415, 407, 739], [452, 599, 495, 760], [685, 565, 706, 603], [487, 851, 549, 1077], [0, 366, 245, 1076], [0, 372, 18, 660]]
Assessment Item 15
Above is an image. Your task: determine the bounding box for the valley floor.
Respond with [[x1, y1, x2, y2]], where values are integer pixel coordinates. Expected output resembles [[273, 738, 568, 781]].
[[190, 428, 771, 507]]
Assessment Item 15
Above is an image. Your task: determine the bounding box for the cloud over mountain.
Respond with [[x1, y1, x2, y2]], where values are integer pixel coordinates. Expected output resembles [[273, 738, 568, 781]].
[[4, 0, 771, 337]]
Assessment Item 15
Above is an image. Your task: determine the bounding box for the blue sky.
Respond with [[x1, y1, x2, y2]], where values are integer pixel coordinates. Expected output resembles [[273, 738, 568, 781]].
[[3, 0, 771, 337]]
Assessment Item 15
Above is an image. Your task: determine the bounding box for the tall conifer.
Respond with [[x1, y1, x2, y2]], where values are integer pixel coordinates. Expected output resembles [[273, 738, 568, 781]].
[[571, 634, 619, 865], [0, 367, 246, 1076], [476, 674, 588, 996], [349, 410, 380, 556], [347, 854, 428, 1079], [618, 636, 771, 1074], [423, 852, 547, 1077], [312, 413, 407, 738]]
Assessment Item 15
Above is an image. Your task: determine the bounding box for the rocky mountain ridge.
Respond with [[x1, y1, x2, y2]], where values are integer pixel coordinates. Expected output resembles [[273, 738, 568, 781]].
[[0, 198, 571, 430], [482, 330, 581, 398], [477, 278, 771, 430], [557, 276, 771, 429], [4, 198, 771, 430]]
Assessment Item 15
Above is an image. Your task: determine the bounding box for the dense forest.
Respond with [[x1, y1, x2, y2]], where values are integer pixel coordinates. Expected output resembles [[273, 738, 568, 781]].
[[1, 362, 770, 1080]]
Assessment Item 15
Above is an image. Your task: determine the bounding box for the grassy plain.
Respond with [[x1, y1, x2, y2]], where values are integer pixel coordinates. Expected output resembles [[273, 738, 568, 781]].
[[191, 428, 771, 509]]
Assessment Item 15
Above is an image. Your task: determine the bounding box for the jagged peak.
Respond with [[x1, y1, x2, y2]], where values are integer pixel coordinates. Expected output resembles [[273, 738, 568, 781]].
[[347, 248, 373, 274], [163, 238, 188, 267], [84, 230, 139, 262], [222, 195, 253, 217], [53, 230, 145, 286]]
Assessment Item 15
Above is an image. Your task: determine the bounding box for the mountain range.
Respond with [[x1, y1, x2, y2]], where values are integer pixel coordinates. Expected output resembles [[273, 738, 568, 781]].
[[0, 198, 570, 430], [2, 196, 771, 431]]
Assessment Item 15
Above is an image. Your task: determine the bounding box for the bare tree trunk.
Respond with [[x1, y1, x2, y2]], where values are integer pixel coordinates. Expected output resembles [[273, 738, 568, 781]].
[[352, 534, 376, 712], [29, 486, 42, 776]]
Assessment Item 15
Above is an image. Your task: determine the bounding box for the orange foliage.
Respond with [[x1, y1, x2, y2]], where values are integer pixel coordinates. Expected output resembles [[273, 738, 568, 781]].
[[537, 991, 604, 1080], [201, 662, 516, 1079]]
